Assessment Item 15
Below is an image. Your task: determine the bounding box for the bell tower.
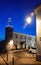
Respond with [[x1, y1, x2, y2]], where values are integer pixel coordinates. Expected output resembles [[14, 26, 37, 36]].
[[5, 18, 14, 40]]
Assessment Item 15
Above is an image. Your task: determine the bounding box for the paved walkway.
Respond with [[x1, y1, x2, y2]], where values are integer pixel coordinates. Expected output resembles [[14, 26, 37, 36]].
[[14, 51, 41, 65], [0, 50, 41, 65]]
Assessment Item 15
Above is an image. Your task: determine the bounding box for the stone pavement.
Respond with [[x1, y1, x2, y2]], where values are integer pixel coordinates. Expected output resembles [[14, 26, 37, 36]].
[[0, 50, 41, 65], [14, 51, 41, 65]]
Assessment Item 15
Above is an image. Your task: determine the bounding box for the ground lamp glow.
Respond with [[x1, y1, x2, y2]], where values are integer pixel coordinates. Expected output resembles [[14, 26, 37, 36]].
[[6, 40, 13, 50], [9, 40, 13, 46]]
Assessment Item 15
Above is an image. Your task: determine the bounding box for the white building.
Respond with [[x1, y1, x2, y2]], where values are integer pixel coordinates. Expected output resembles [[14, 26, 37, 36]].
[[13, 32, 36, 49]]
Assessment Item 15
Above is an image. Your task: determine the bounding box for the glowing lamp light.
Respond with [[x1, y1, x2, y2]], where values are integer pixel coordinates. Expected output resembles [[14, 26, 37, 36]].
[[26, 17, 32, 24], [30, 12, 34, 16], [9, 40, 13, 46], [6, 40, 13, 50]]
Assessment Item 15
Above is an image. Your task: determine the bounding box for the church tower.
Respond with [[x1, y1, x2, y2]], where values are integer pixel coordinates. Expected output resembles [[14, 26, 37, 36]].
[[5, 18, 14, 40]]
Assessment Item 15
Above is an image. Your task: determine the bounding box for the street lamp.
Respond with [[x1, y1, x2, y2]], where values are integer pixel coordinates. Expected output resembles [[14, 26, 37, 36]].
[[23, 16, 32, 28], [26, 11, 35, 24], [26, 17, 32, 24]]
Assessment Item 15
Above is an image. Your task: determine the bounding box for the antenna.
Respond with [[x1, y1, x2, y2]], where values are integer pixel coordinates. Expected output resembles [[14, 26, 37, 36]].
[[8, 18, 12, 26], [8, 18, 12, 22]]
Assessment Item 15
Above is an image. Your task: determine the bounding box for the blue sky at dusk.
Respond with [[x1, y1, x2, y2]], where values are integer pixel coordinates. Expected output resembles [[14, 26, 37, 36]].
[[0, 0, 41, 40]]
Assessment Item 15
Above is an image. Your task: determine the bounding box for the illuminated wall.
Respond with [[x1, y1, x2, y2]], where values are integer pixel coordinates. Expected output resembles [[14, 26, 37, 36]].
[[34, 4, 41, 61], [13, 32, 35, 49]]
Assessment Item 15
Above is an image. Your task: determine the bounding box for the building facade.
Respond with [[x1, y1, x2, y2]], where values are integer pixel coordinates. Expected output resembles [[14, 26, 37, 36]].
[[13, 32, 36, 49], [34, 4, 41, 61]]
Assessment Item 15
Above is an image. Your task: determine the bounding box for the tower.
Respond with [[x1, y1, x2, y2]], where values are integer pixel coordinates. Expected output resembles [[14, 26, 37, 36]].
[[5, 18, 14, 40], [34, 4, 41, 61]]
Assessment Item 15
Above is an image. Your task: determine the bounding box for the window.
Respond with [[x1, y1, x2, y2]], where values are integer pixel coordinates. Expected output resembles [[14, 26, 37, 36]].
[[25, 37, 26, 39], [34, 38, 36, 41], [20, 36, 22, 39], [40, 37, 41, 41], [16, 35, 17, 38], [28, 37, 31, 40], [16, 41, 17, 43]]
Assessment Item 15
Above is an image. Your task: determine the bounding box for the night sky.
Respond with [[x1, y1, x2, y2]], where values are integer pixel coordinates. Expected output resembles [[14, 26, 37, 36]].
[[0, 0, 41, 40]]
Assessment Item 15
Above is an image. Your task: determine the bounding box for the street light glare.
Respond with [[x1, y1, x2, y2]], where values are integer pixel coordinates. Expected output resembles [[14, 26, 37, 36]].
[[30, 12, 34, 16], [9, 40, 13, 45], [26, 17, 32, 24]]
